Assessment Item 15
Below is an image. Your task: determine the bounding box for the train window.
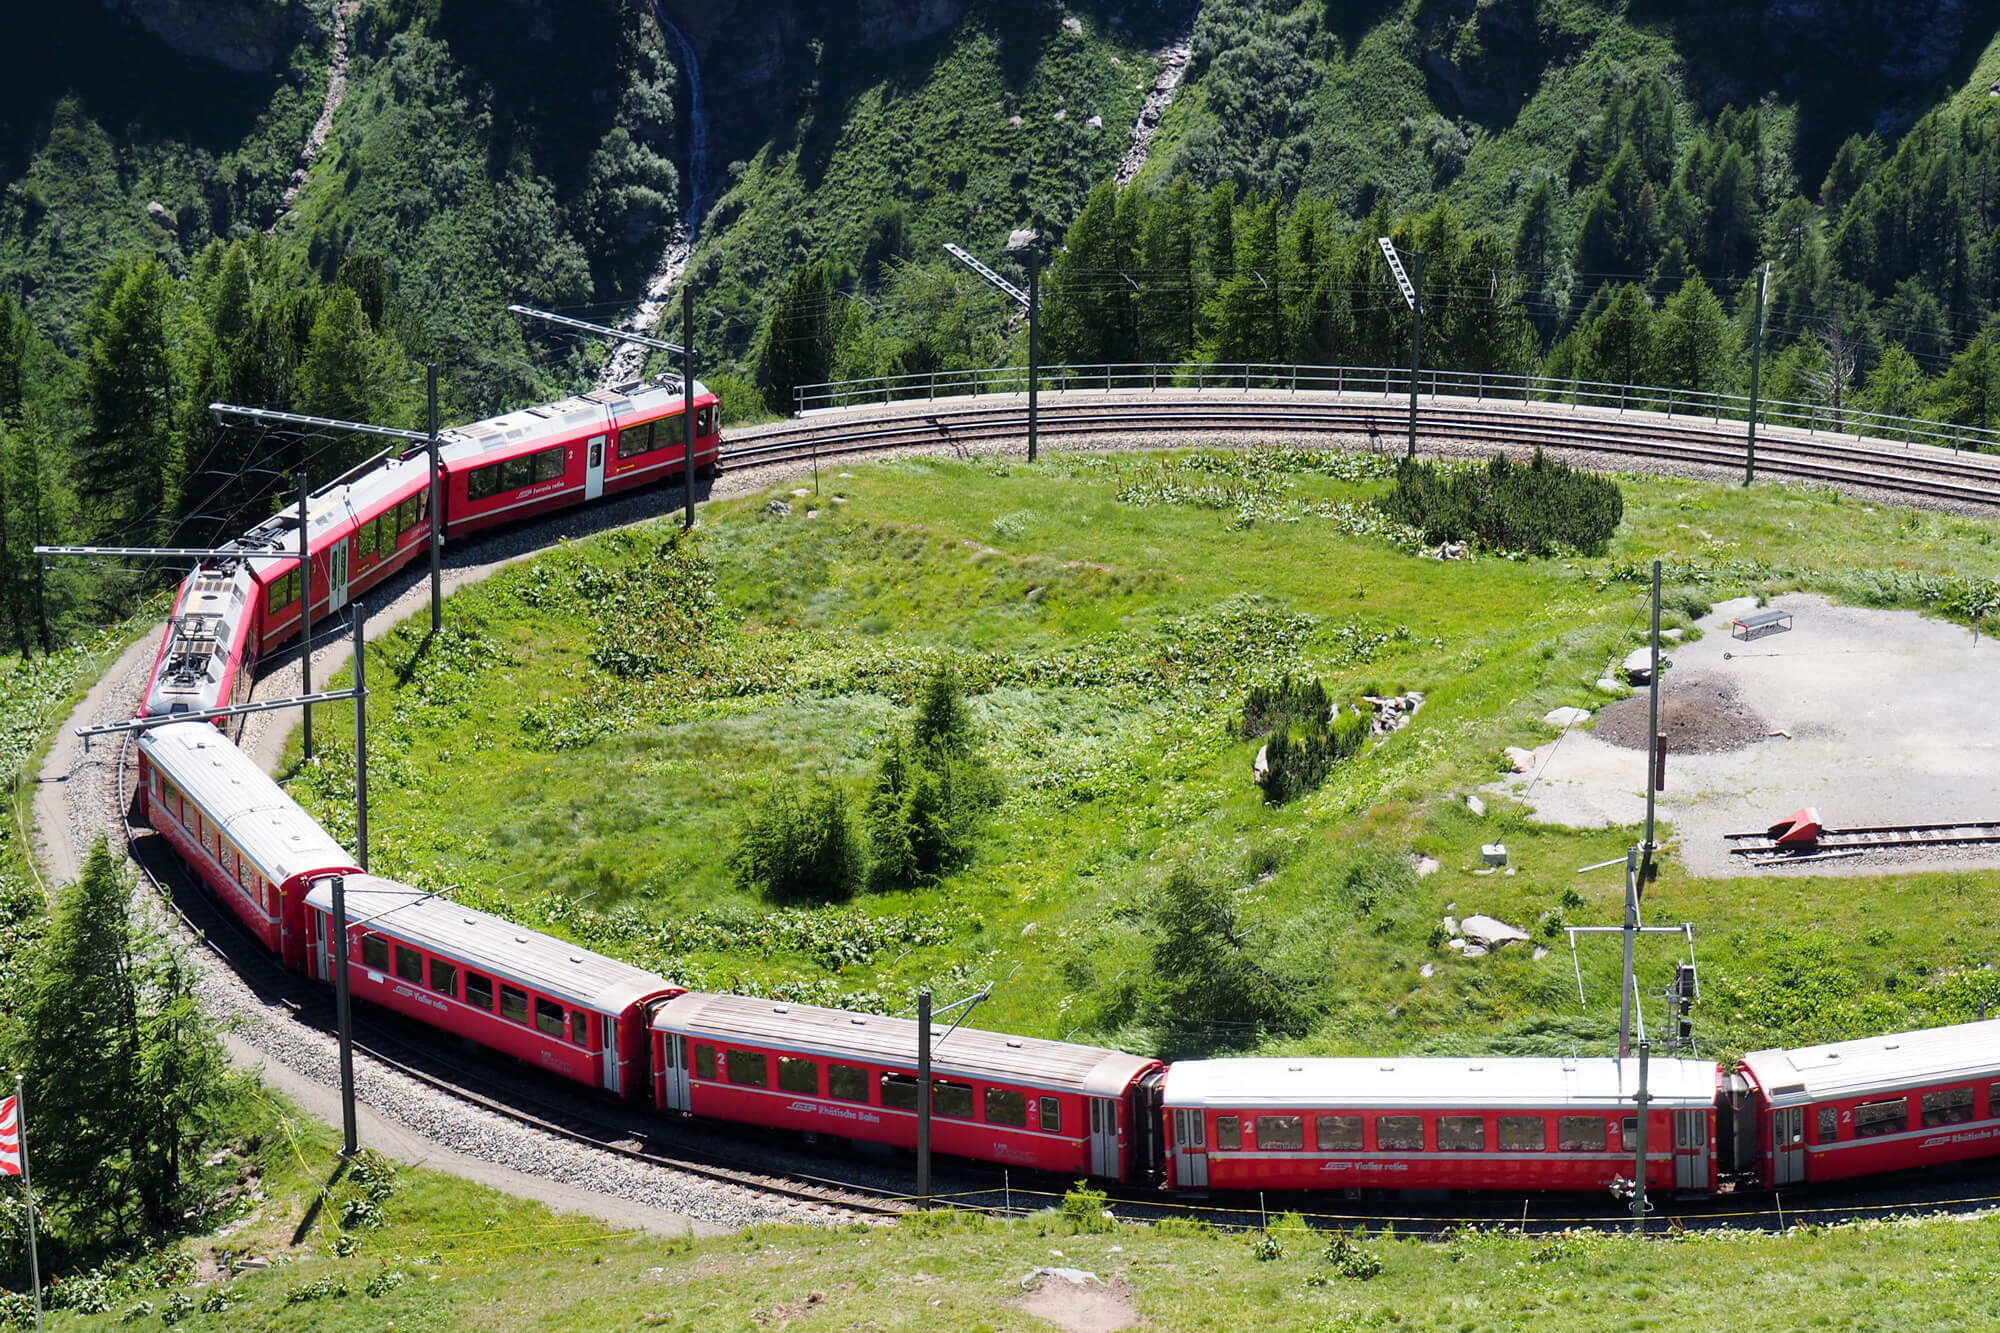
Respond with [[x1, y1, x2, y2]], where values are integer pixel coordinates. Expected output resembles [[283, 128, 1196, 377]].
[[361, 935, 388, 972], [829, 1064, 870, 1103], [500, 985, 529, 1024], [1439, 1116, 1485, 1151], [534, 998, 565, 1038], [1215, 1115, 1241, 1151], [1922, 1088, 1975, 1127], [399, 496, 420, 532], [617, 420, 660, 460], [931, 1081, 975, 1120], [467, 464, 500, 502], [1040, 1097, 1061, 1134], [533, 445, 567, 483], [778, 1057, 818, 1095], [428, 958, 456, 997], [1315, 1115, 1363, 1151], [1255, 1115, 1304, 1151], [725, 1049, 768, 1088], [1557, 1116, 1607, 1151], [985, 1088, 1027, 1127], [1818, 1108, 1839, 1143], [395, 946, 424, 984], [1377, 1116, 1424, 1152], [1853, 1097, 1907, 1138], [465, 971, 493, 1010], [698, 405, 716, 435], [694, 1045, 716, 1080], [1499, 1117, 1546, 1152], [500, 456, 534, 491], [357, 519, 377, 561], [571, 1011, 594, 1051], [880, 1074, 919, 1110]]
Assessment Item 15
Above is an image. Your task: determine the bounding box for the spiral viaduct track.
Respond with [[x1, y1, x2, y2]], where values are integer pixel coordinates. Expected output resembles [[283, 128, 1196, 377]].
[[63, 385, 2000, 1233], [722, 388, 2000, 513]]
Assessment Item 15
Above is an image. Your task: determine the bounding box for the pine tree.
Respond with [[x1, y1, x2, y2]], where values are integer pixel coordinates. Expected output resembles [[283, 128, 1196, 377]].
[[761, 261, 837, 413], [297, 286, 415, 471], [1042, 180, 1136, 365], [1202, 199, 1284, 366], [18, 839, 228, 1236], [1576, 284, 1656, 390], [77, 256, 180, 546], [1653, 274, 1737, 396], [1137, 176, 1200, 363]]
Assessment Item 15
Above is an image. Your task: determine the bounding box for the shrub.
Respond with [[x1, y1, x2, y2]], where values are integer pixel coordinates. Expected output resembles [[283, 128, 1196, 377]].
[[1323, 1234, 1383, 1279], [732, 775, 865, 903], [1256, 696, 1369, 804], [867, 667, 1002, 890], [1377, 449, 1624, 556], [1060, 1181, 1115, 1234], [1240, 673, 1330, 739], [1252, 1230, 1285, 1261]]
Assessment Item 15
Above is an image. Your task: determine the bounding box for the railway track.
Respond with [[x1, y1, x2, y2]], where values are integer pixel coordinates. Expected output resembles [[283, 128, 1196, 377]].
[[112, 724, 909, 1221], [1727, 819, 2000, 861], [721, 392, 2000, 513], [66, 384, 2000, 1234]]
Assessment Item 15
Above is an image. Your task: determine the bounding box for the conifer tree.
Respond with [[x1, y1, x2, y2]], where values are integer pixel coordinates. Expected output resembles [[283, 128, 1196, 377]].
[[1137, 177, 1200, 363], [761, 261, 837, 413], [77, 256, 180, 546], [1652, 274, 1737, 396]]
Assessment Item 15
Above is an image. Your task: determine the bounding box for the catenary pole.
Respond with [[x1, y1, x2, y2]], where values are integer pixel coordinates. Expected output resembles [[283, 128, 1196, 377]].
[[916, 987, 932, 1203], [331, 875, 358, 1157], [352, 605, 367, 871], [1407, 249, 1424, 460], [1026, 252, 1041, 464], [1745, 263, 1771, 485], [298, 472, 313, 762], [427, 363, 442, 635], [1632, 1039, 1652, 1232], [1618, 843, 1640, 1059], [683, 284, 697, 531], [1641, 559, 1662, 887], [14, 1073, 43, 1331]]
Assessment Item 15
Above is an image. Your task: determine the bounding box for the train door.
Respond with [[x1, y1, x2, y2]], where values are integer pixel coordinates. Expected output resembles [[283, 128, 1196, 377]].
[[1172, 1109, 1207, 1188], [307, 908, 327, 982], [661, 1032, 692, 1111], [586, 435, 607, 500], [1674, 1110, 1709, 1190], [1089, 1098, 1120, 1178], [1772, 1106, 1806, 1185], [327, 539, 350, 614], [600, 1013, 621, 1096]]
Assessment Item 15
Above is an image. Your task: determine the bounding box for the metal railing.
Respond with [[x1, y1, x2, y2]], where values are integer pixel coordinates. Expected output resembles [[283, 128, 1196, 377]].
[[793, 362, 2000, 456]]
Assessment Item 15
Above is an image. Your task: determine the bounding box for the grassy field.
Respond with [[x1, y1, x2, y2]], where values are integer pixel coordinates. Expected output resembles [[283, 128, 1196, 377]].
[[30, 1091, 2000, 1332], [284, 446, 2000, 1065]]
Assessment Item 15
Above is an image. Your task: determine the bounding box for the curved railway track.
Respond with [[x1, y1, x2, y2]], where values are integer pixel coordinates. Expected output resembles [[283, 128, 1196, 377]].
[[723, 391, 2000, 513], [58, 384, 2000, 1234], [111, 722, 910, 1220]]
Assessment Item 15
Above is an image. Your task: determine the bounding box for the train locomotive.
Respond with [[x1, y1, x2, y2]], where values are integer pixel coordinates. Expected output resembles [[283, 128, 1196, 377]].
[[124, 373, 2000, 1205]]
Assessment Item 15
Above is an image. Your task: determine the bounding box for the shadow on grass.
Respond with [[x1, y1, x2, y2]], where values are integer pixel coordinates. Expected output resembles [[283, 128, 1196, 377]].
[[290, 1157, 350, 1248]]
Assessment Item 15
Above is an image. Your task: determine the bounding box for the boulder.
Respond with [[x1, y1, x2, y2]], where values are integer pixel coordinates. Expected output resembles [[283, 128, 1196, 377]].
[[1464, 794, 1485, 818], [1595, 677, 1628, 697], [146, 200, 177, 230], [1441, 915, 1458, 935], [1544, 706, 1592, 729], [1503, 746, 1536, 773], [1462, 944, 1489, 958], [1419, 962, 1434, 978], [1253, 744, 1268, 782], [1412, 855, 1440, 877], [1623, 648, 1671, 683], [765, 499, 792, 516], [1461, 914, 1530, 948]]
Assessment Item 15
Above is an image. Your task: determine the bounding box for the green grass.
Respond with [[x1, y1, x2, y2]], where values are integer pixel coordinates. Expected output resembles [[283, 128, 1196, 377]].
[[40, 1147, 2000, 1331], [281, 447, 2000, 1065]]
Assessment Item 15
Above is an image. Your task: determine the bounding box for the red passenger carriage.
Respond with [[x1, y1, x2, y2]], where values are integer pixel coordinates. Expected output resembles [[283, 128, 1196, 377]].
[[437, 377, 720, 539], [137, 721, 358, 970], [1162, 1057, 1720, 1195], [303, 879, 684, 1098], [1731, 1019, 2000, 1188], [649, 993, 1165, 1182]]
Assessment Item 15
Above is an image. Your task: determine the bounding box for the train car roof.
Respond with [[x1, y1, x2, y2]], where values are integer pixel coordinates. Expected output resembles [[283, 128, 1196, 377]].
[[652, 992, 1160, 1099], [437, 376, 715, 464], [1738, 1019, 2000, 1106], [139, 722, 357, 884], [303, 877, 681, 1016], [1162, 1057, 1719, 1112]]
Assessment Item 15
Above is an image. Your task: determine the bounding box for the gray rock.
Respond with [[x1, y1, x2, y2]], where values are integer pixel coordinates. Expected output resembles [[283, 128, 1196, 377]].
[[765, 500, 792, 516], [1661, 628, 1684, 642], [1596, 677, 1629, 696], [1461, 914, 1530, 948], [1544, 706, 1592, 728], [1623, 648, 1671, 683], [1253, 744, 1268, 782], [1462, 944, 1489, 958], [1442, 915, 1458, 935], [146, 200, 177, 229], [1447, 937, 1467, 951], [1503, 746, 1536, 773], [1465, 794, 1486, 818], [1412, 855, 1440, 877], [1419, 962, 1434, 978]]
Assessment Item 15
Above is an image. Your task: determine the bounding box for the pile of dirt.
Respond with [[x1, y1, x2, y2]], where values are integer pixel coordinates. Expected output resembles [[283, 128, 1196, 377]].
[[1594, 671, 1772, 755]]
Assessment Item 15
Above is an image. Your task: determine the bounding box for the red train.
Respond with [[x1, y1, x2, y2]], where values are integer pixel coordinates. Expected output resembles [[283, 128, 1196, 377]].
[[123, 367, 2000, 1206], [140, 374, 721, 723], [136, 710, 2000, 1201]]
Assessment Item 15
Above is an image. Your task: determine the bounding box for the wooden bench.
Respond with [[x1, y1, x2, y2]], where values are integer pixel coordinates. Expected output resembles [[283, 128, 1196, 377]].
[[1731, 608, 1793, 640]]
